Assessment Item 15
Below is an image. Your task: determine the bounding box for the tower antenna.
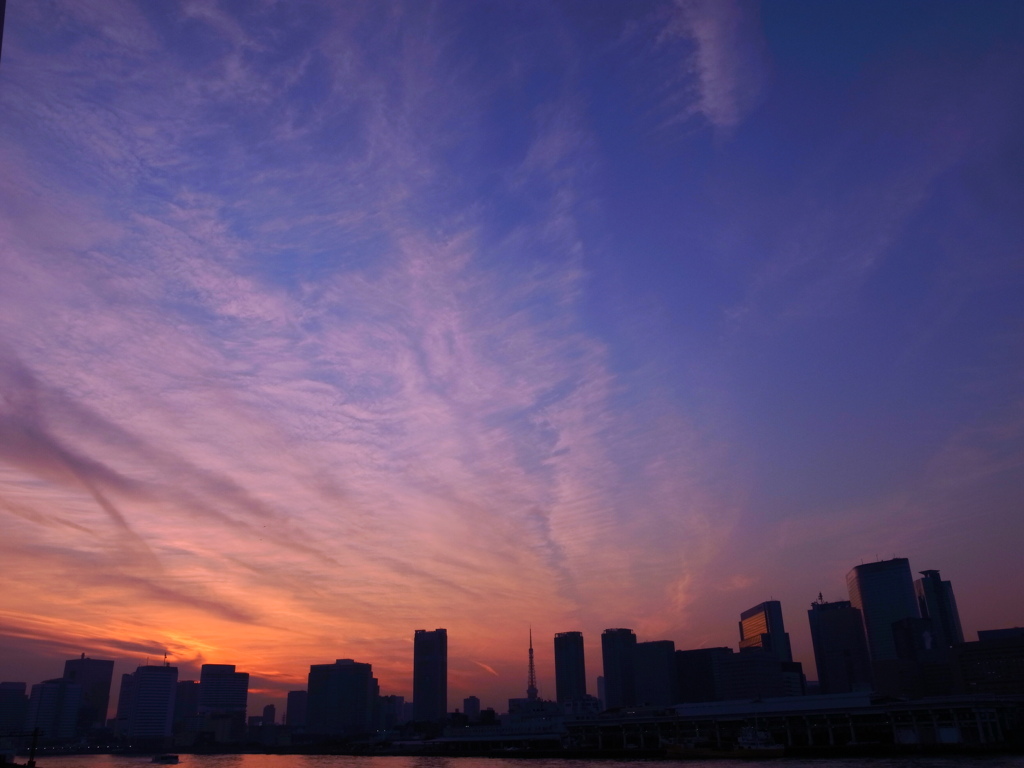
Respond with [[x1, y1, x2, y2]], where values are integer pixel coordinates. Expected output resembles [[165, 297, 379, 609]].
[[526, 627, 538, 701]]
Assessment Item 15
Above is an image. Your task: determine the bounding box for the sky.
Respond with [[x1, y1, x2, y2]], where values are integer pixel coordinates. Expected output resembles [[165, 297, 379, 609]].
[[1, 0, 1023, 716]]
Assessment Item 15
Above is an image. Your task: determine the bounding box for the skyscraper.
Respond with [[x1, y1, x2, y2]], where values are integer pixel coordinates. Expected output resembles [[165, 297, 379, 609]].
[[0, 682, 29, 735], [463, 695, 480, 721], [915, 569, 964, 649], [635, 640, 677, 706], [173, 680, 200, 736], [26, 678, 81, 740], [198, 664, 249, 743], [413, 628, 447, 722], [285, 690, 307, 728], [62, 654, 114, 733], [117, 665, 178, 740], [554, 631, 587, 704], [847, 561, 921, 696], [601, 628, 637, 709], [306, 659, 378, 737], [847, 558, 920, 662], [738, 600, 793, 662], [807, 597, 873, 694]]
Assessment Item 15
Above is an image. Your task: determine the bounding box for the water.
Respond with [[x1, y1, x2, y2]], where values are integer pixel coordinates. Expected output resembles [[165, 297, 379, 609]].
[[19, 756, 1024, 768]]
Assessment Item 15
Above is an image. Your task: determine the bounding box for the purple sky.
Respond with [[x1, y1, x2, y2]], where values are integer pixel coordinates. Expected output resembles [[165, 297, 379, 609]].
[[1, 0, 1023, 713]]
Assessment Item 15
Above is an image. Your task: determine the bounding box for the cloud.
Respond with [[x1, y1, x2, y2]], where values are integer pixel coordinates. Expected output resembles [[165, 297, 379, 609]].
[[472, 661, 499, 677], [661, 0, 767, 131], [0, 0, 737, 707]]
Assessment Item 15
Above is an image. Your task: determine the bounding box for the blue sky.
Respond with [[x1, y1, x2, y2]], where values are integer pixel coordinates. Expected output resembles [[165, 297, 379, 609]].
[[1, 0, 1022, 711]]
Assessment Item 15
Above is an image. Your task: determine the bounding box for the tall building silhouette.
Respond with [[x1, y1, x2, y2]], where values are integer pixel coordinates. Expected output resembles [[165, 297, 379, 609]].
[[306, 659, 378, 737], [635, 640, 677, 706], [413, 628, 447, 722], [601, 628, 637, 709], [463, 695, 480, 721], [739, 601, 793, 662], [554, 631, 587, 704], [198, 664, 249, 743], [847, 558, 920, 662], [915, 569, 964, 649], [675, 647, 736, 703], [26, 678, 81, 741], [117, 665, 178, 740], [173, 680, 199, 736], [62, 654, 113, 733], [285, 690, 307, 728], [807, 596, 873, 694], [0, 682, 29, 736]]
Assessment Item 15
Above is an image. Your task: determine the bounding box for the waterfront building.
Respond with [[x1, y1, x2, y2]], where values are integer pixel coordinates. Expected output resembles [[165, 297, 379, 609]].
[[847, 558, 920, 663], [635, 640, 677, 705], [306, 659, 378, 737], [0, 682, 28, 735], [676, 647, 734, 702], [953, 628, 1024, 695], [26, 678, 81, 741], [739, 600, 793, 662], [117, 665, 178, 741], [173, 680, 200, 736], [915, 569, 965, 649], [285, 690, 307, 728], [601, 628, 637, 709], [413, 628, 448, 722], [62, 654, 114, 733], [808, 596, 872, 694], [553, 631, 587, 704], [198, 664, 249, 743]]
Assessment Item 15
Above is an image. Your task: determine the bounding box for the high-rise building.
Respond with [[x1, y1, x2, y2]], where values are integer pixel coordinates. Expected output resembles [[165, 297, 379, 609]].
[[807, 597, 873, 694], [117, 665, 178, 740], [379, 694, 406, 729], [953, 628, 1024, 695], [915, 570, 964, 649], [675, 647, 736, 703], [26, 679, 81, 741], [739, 601, 793, 662], [553, 631, 587, 704], [601, 628, 637, 709], [413, 628, 447, 722], [635, 640, 677, 706], [463, 695, 480, 722], [62, 654, 114, 734], [198, 664, 249, 743], [173, 680, 200, 736], [285, 690, 307, 728], [847, 558, 920, 662], [262, 704, 276, 726], [198, 664, 248, 714], [306, 659, 378, 737], [0, 682, 28, 735]]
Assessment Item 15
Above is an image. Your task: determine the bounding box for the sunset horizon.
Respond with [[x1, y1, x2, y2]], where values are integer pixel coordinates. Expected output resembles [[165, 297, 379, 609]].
[[2, 0, 1023, 725]]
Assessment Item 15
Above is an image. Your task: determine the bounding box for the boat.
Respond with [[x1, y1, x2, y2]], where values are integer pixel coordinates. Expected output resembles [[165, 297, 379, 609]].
[[666, 727, 784, 759], [151, 756, 180, 764], [735, 726, 785, 757]]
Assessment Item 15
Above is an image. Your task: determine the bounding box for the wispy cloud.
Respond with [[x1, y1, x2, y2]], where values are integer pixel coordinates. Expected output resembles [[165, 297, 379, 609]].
[[667, 0, 767, 130], [0, 0, 733, 706]]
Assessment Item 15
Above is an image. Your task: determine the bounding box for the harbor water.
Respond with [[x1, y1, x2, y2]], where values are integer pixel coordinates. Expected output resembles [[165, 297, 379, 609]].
[[17, 755, 1024, 768]]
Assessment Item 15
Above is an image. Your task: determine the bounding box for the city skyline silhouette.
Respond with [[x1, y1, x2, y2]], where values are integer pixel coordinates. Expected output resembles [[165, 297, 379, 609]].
[[2, 0, 1023, 731]]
